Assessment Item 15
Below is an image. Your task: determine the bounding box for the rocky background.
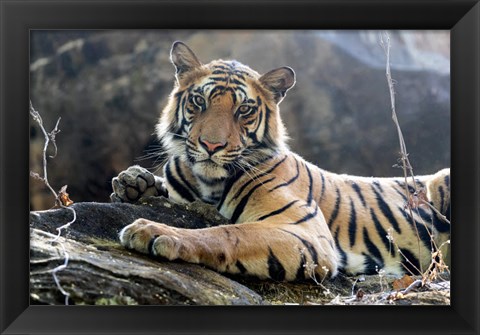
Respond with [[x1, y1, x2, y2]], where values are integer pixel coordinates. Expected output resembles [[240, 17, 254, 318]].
[[29, 30, 450, 210]]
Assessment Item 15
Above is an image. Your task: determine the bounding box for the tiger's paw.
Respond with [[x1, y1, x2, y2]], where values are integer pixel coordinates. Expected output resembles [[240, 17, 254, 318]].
[[110, 165, 167, 203], [119, 219, 198, 262]]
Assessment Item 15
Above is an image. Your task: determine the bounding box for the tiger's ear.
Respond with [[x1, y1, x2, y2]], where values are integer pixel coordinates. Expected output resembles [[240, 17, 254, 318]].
[[170, 41, 202, 77], [259, 67, 296, 103]]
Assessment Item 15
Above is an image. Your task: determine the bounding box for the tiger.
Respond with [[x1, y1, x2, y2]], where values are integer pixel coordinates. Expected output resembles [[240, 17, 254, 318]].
[[111, 41, 451, 282]]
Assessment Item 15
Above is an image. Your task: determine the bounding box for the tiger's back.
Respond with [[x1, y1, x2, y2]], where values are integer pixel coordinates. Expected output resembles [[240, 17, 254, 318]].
[[314, 167, 450, 275]]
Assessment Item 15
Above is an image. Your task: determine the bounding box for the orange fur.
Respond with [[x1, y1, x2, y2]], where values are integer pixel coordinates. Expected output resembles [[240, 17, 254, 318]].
[[116, 42, 450, 281]]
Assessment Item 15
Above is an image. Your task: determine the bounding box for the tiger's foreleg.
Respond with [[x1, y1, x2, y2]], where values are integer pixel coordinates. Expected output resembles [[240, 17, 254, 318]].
[[119, 218, 339, 281]]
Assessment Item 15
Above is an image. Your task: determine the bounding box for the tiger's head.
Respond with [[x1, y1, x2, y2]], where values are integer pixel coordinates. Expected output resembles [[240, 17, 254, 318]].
[[156, 41, 295, 181]]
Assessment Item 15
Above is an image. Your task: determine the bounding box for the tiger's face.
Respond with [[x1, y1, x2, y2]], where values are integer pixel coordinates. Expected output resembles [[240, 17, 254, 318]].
[[157, 41, 295, 181]]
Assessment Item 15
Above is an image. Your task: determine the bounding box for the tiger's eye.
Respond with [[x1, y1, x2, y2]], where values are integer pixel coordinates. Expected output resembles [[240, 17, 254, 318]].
[[193, 95, 205, 107], [238, 105, 252, 114]]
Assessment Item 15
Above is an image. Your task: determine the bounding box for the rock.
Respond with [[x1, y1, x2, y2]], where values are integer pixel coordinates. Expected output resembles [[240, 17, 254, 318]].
[[30, 31, 450, 209], [29, 197, 263, 305], [29, 197, 450, 306]]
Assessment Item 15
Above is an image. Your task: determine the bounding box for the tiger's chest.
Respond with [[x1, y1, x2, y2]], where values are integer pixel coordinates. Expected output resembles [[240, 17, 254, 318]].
[[195, 177, 226, 206]]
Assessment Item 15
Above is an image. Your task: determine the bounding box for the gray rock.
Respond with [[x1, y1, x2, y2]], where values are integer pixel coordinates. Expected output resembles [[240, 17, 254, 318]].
[[29, 197, 449, 306], [29, 197, 264, 305]]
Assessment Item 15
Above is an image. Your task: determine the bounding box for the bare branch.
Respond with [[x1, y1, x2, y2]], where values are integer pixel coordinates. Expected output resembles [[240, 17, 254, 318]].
[[30, 101, 75, 305], [30, 102, 59, 199], [380, 32, 450, 282]]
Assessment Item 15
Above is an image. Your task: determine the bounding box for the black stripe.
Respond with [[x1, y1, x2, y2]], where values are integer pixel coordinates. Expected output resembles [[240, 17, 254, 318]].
[[247, 129, 259, 144], [193, 86, 203, 94], [295, 253, 307, 281], [230, 177, 275, 223], [196, 174, 226, 186], [327, 188, 341, 228], [394, 188, 408, 201], [210, 86, 243, 101], [373, 180, 384, 193], [431, 209, 451, 233], [399, 248, 421, 275], [217, 169, 247, 210], [236, 260, 247, 274], [173, 90, 185, 124], [212, 64, 232, 71], [416, 207, 431, 222], [249, 105, 264, 143], [395, 180, 415, 193], [320, 172, 326, 200], [348, 198, 357, 248], [291, 206, 319, 225], [370, 208, 396, 257], [267, 248, 286, 281], [165, 161, 195, 202], [415, 206, 448, 234], [231, 85, 247, 97], [148, 235, 159, 256], [231, 155, 287, 201], [414, 214, 434, 251], [397, 206, 432, 251], [263, 106, 271, 144], [230, 90, 237, 105], [363, 227, 385, 268], [415, 179, 424, 188], [372, 187, 401, 233], [305, 164, 314, 206], [362, 253, 382, 275], [268, 158, 300, 192], [280, 229, 319, 267], [421, 204, 450, 233], [238, 107, 257, 119], [209, 85, 226, 98], [230, 78, 246, 86], [212, 68, 229, 74], [438, 186, 445, 213], [209, 76, 228, 82], [243, 119, 256, 126], [234, 72, 248, 81], [174, 157, 201, 198], [174, 94, 187, 134], [209, 85, 245, 98], [257, 200, 299, 221], [351, 183, 366, 208], [334, 226, 347, 269], [176, 104, 190, 135], [444, 174, 450, 188]]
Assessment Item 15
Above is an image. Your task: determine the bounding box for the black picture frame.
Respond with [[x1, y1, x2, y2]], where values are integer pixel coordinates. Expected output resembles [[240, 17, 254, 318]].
[[1, 0, 479, 334]]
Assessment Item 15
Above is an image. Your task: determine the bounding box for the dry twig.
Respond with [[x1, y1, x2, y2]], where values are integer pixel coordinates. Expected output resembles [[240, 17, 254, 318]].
[[30, 101, 76, 304], [379, 32, 449, 283]]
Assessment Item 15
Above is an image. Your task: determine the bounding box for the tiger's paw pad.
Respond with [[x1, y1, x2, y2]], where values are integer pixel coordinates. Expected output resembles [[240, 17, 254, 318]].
[[110, 165, 166, 203]]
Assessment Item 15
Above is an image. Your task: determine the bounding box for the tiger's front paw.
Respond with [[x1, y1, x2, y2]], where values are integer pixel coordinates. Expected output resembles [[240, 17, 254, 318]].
[[119, 219, 198, 262], [110, 165, 167, 203]]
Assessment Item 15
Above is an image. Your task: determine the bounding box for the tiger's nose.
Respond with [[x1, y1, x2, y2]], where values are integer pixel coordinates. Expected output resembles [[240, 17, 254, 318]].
[[199, 137, 227, 154]]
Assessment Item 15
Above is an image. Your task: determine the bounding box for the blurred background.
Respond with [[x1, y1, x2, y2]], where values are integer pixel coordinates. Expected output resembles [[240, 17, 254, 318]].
[[30, 30, 450, 210]]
